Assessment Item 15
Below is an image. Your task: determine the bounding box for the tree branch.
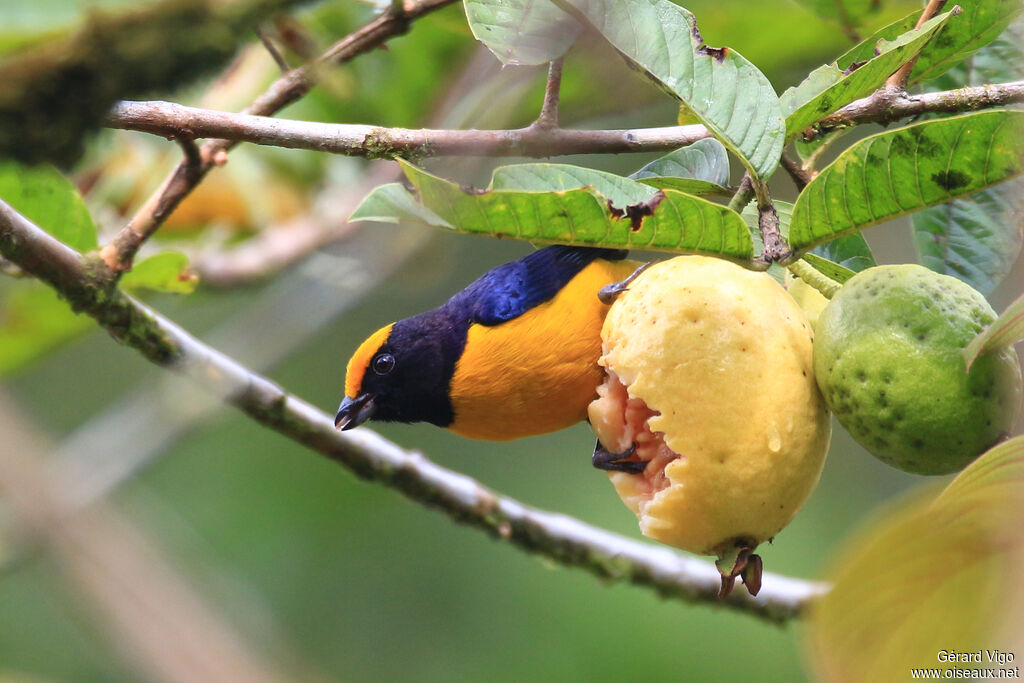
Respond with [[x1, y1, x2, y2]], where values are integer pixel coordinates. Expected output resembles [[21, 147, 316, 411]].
[[0, 198, 826, 624], [535, 58, 564, 128], [101, 0, 458, 275], [108, 100, 713, 158], [885, 0, 948, 90], [809, 80, 1024, 140]]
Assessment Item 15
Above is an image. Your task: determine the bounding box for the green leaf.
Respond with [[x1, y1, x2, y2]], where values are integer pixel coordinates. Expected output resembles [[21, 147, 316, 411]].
[[463, 0, 582, 65], [0, 283, 93, 377], [812, 233, 875, 273], [387, 160, 754, 261], [120, 251, 198, 294], [490, 163, 658, 207], [633, 176, 730, 198], [781, 11, 955, 140], [789, 111, 1024, 254], [808, 436, 1024, 683], [0, 161, 96, 252], [912, 18, 1024, 297], [349, 183, 451, 228], [963, 290, 1024, 370], [555, 0, 784, 180], [630, 138, 730, 186], [913, 179, 1024, 296], [802, 253, 856, 284], [838, 1, 1023, 85]]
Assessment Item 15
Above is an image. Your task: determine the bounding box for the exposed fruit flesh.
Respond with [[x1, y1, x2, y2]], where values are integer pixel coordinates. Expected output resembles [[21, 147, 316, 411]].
[[589, 369, 677, 506]]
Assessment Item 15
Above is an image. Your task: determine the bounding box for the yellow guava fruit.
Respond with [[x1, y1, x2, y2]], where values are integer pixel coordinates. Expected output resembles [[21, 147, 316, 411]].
[[588, 256, 832, 595]]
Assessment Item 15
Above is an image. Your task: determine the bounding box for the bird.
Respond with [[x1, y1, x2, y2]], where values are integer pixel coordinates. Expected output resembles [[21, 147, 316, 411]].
[[335, 244, 643, 442]]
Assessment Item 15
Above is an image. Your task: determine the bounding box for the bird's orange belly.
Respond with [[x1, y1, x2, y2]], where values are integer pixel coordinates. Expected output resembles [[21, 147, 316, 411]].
[[447, 258, 639, 441]]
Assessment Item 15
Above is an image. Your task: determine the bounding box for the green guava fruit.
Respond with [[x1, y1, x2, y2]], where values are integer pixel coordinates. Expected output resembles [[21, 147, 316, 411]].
[[814, 265, 1022, 475]]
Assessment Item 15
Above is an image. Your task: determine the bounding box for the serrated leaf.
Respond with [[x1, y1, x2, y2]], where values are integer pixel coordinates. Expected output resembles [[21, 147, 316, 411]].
[[913, 178, 1024, 296], [555, 0, 784, 180], [807, 436, 1024, 683], [630, 138, 730, 186], [0, 283, 93, 377], [392, 160, 753, 260], [802, 253, 856, 283], [781, 11, 955, 140], [963, 290, 1024, 370], [463, 0, 582, 66], [0, 161, 96, 252], [120, 251, 198, 294], [838, 1, 1023, 85], [789, 111, 1024, 254], [349, 182, 451, 227]]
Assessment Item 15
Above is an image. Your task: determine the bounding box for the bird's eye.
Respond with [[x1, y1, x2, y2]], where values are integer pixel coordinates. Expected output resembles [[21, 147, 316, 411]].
[[372, 353, 396, 375]]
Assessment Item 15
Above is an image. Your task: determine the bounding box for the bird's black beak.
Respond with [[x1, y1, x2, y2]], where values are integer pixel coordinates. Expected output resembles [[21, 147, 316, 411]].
[[335, 393, 376, 430]]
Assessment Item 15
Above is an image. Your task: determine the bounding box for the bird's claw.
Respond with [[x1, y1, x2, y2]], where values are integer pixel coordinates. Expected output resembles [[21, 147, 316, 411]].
[[598, 261, 653, 305], [592, 439, 645, 474]]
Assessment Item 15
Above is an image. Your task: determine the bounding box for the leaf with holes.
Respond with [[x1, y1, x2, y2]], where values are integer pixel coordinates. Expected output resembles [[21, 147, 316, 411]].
[[463, 0, 582, 66], [490, 163, 659, 207], [788, 111, 1024, 254], [963, 291, 1024, 370], [781, 10, 954, 140], [554, 0, 784, 180], [354, 160, 753, 261]]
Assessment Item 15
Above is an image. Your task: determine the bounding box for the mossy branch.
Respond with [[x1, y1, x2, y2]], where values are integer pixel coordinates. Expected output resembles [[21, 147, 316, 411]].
[[0, 197, 827, 625]]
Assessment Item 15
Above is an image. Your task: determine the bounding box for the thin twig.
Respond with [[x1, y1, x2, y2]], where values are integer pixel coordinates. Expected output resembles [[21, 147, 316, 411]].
[[756, 199, 791, 265], [727, 174, 754, 213], [108, 100, 712, 158], [102, 0, 457, 276], [257, 28, 291, 73], [780, 153, 813, 192], [0, 198, 827, 624], [536, 57, 564, 128], [885, 0, 949, 89], [807, 79, 1024, 140]]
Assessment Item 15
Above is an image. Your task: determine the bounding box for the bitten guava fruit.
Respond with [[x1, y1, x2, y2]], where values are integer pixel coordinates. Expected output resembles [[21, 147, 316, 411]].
[[814, 265, 1022, 475], [588, 256, 832, 596]]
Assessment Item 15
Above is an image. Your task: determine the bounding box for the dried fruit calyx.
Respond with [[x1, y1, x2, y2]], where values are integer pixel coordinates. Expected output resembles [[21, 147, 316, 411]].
[[589, 256, 832, 597]]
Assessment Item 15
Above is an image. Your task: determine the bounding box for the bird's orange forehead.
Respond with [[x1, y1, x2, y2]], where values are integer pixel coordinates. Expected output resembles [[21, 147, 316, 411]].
[[345, 323, 394, 398]]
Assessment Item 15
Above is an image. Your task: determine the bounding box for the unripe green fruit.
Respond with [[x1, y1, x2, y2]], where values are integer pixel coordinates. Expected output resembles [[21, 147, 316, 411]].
[[814, 265, 1022, 475]]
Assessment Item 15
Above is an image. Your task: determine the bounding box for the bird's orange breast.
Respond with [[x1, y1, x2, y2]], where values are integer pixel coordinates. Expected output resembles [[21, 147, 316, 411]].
[[447, 258, 640, 440]]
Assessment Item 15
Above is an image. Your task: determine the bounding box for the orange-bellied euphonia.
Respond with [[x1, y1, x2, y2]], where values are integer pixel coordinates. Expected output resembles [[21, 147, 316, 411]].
[[335, 245, 641, 441]]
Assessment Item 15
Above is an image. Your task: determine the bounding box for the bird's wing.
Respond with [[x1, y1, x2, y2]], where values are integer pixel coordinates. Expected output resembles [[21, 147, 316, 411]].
[[452, 246, 628, 326]]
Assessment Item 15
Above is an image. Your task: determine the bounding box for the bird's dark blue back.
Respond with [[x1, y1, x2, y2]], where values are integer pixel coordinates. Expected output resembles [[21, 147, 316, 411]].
[[446, 245, 628, 326]]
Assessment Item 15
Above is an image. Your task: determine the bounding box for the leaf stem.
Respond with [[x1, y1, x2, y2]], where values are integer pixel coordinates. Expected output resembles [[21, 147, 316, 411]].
[[536, 58, 564, 129], [788, 259, 842, 299]]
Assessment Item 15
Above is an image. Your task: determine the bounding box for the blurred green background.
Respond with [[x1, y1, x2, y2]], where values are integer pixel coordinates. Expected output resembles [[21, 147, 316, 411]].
[[3, 0, 1020, 681]]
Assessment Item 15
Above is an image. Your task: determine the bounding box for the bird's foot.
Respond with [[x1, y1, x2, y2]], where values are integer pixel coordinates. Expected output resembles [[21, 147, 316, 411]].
[[592, 439, 645, 474], [598, 262, 652, 305]]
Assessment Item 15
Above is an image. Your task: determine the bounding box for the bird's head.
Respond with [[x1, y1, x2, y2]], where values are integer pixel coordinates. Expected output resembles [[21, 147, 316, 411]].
[[335, 314, 461, 431]]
